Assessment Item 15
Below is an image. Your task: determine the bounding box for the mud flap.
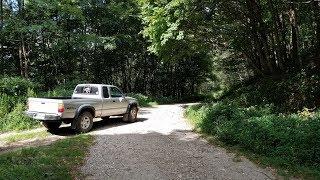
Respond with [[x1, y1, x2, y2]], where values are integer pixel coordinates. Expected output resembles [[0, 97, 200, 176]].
[[71, 119, 77, 129]]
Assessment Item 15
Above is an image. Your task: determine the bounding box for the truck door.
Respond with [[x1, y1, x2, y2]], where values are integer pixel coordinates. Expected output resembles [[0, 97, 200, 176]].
[[101, 86, 127, 116], [109, 86, 127, 115], [101, 86, 112, 116]]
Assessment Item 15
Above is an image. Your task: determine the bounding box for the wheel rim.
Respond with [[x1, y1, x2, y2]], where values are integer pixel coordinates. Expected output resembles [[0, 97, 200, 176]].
[[81, 116, 91, 129], [130, 108, 137, 118]]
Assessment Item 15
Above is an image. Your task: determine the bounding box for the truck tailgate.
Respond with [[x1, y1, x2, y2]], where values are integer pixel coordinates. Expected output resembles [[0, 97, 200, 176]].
[[28, 98, 60, 114]]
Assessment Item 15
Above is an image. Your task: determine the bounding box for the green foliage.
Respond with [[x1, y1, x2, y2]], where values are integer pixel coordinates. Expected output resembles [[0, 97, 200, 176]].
[[128, 93, 158, 107], [223, 73, 320, 112], [0, 77, 39, 132], [44, 80, 82, 97], [0, 135, 93, 179], [1, 0, 212, 99], [0, 94, 11, 118], [0, 77, 36, 98], [0, 103, 40, 132], [186, 95, 320, 178]]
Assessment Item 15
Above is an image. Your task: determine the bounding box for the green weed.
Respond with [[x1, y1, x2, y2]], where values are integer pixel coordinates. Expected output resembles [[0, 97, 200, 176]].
[[0, 135, 93, 179], [186, 101, 320, 178]]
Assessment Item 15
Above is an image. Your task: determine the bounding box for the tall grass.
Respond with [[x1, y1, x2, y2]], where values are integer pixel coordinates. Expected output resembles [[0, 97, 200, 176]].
[[0, 77, 40, 132]]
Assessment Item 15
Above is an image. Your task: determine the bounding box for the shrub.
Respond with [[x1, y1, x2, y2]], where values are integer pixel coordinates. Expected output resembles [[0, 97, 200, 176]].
[[0, 77, 40, 132], [0, 94, 12, 118], [0, 77, 36, 98], [46, 87, 73, 97], [127, 93, 158, 107], [221, 73, 320, 113], [186, 101, 320, 174], [0, 103, 40, 132]]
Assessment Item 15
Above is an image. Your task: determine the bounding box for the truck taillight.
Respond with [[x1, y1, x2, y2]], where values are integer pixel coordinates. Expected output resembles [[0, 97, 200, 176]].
[[58, 103, 64, 113]]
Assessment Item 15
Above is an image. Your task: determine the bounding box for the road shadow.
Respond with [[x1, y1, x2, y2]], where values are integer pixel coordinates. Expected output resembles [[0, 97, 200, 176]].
[[51, 116, 149, 136], [79, 130, 276, 180]]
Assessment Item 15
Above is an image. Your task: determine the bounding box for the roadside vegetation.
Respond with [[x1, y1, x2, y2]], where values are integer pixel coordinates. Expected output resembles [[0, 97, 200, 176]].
[[0, 77, 40, 132], [186, 73, 320, 178], [0, 135, 93, 179]]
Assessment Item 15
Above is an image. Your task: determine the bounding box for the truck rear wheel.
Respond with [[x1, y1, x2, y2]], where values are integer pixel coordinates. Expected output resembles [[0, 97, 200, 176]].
[[74, 111, 93, 133], [42, 121, 62, 132], [122, 106, 138, 123]]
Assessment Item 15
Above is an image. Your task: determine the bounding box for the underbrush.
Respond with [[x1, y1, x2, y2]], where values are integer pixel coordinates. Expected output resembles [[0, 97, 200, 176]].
[[0, 77, 40, 132], [186, 102, 320, 178], [128, 93, 158, 107], [186, 73, 320, 178], [220, 72, 320, 113]]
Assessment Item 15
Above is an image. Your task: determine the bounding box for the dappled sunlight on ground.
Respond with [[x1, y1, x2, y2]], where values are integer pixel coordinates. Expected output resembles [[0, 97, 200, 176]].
[[81, 104, 276, 180]]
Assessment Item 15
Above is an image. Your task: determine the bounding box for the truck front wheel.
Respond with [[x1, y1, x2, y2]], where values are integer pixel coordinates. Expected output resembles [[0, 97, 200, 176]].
[[42, 121, 62, 132], [74, 111, 93, 133], [122, 106, 138, 123]]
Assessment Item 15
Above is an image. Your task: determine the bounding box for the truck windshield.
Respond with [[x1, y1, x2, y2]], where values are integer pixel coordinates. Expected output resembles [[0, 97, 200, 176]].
[[74, 86, 99, 95]]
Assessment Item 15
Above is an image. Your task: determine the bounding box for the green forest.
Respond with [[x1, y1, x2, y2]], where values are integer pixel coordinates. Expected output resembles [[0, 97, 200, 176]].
[[0, 0, 320, 178]]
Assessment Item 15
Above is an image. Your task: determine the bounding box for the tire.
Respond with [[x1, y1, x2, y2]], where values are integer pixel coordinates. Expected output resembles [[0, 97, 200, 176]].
[[74, 111, 93, 133], [122, 106, 138, 123], [42, 121, 62, 132]]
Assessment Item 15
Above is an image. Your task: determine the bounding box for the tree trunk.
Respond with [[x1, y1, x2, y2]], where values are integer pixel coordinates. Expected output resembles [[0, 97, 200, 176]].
[[19, 46, 24, 77], [21, 37, 29, 78], [289, 1, 300, 68], [246, 0, 274, 75], [0, 0, 3, 29], [313, 0, 320, 56], [267, 0, 285, 71]]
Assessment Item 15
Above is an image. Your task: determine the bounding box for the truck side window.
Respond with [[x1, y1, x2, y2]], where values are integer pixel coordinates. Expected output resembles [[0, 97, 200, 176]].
[[110, 87, 123, 98], [102, 87, 109, 98], [75, 86, 99, 95]]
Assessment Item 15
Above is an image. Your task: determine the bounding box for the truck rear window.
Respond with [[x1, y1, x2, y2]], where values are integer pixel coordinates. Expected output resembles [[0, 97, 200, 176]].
[[74, 86, 99, 95]]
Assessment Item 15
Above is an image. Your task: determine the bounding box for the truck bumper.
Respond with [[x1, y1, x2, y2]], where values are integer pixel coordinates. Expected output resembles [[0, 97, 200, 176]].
[[25, 111, 62, 121]]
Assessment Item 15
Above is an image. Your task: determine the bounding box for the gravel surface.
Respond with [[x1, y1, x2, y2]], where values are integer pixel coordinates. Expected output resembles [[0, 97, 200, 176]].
[[81, 104, 276, 180]]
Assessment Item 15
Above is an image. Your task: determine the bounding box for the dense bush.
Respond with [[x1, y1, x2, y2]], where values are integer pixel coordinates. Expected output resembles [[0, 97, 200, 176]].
[[0, 103, 39, 131], [223, 73, 320, 113], [127, 93, 158, 107], [186, 100, 320, 177], [0, 77, 40, 132], [42, 80, 83, 97], [0, 77, 37, 97]]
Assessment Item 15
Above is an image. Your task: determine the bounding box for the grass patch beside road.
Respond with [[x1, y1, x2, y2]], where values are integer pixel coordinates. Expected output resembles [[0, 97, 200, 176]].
[[0, 130, 49, 144], [0, 135, 93, 179]]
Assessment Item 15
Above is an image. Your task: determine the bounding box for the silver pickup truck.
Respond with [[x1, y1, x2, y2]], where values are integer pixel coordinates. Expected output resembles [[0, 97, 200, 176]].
[[25, 84, 139, 133]]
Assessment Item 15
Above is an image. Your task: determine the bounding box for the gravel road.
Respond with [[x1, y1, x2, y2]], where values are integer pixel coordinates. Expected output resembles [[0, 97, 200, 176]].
[[81, 104, 276, 180]]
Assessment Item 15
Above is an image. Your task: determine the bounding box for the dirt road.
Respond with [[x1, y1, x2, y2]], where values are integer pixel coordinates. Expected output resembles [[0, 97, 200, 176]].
[[81, 104, 276, 180]]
